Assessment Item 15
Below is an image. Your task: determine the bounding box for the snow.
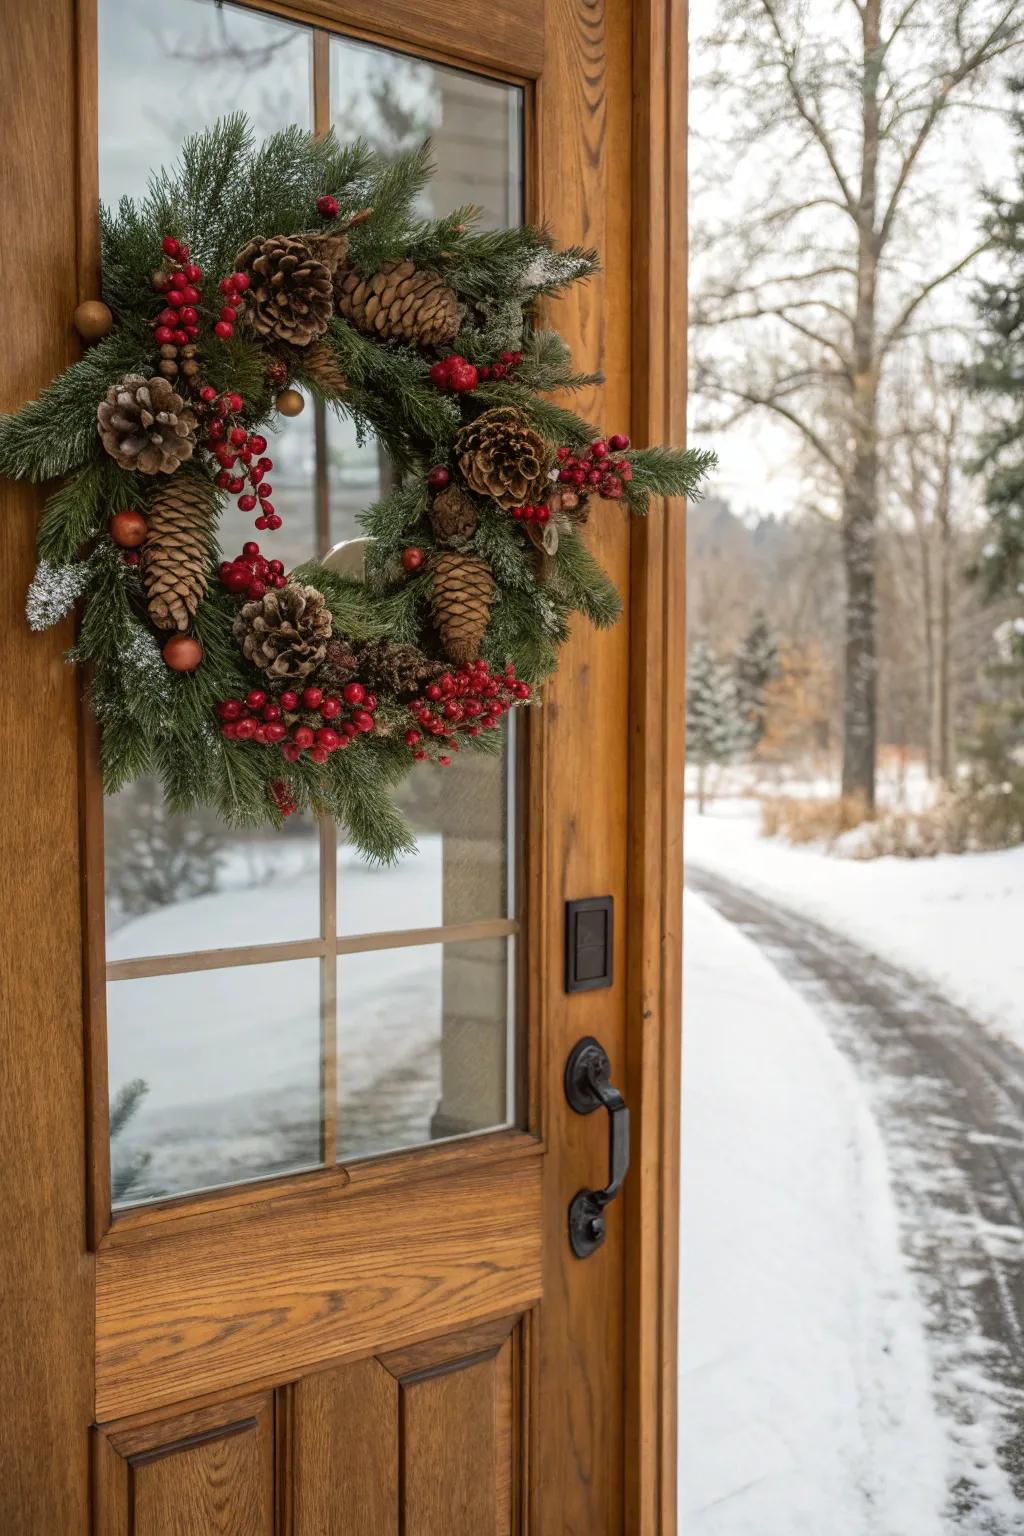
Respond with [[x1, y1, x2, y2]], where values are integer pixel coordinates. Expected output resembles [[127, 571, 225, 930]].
[[685, 799, 1024, 1053], [679, 891, 948, 1533]]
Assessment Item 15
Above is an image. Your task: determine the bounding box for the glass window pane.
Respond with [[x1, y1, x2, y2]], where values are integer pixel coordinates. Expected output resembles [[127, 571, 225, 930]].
[[337, 938, 512, 1162], [108, 961, 323, 1208]]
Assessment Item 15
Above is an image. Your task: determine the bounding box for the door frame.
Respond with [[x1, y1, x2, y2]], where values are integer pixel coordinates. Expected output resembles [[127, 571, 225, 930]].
[[0, 0, 686, 1529]]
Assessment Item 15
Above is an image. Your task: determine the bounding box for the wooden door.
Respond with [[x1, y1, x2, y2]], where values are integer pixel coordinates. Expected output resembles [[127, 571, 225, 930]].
[[0, 0, 686, 1531]]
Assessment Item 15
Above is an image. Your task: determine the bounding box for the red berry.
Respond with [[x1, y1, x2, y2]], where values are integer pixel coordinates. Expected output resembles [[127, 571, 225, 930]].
[[220, 306, 237, 324], [214, 320, 233, 339], [490, 363, 507, 380], [178, 244, 190, 260], [590, 440, 609, 459], [310, 745, 330, 765], [402, 547, 425, 573], [229, 426, 247, 446], [268, 559, 284, 576], [234, 717, 257, 740], [427, 465, 451, 490], [172, 329, 189, 346], [162, 235, 180, 257], [238, 494, 257, 512], [227, 477, 245, 494], [247, 579, 267, 599], [414, 749, 427, 761], [280, 690, 299, 710], [181, 286, 200, 305], [257, 483, 272, 499], [439, 755, 452, 766], [265, 721, 287, 743], [316, 194, 340, 218], [222, 565, 250, 594], [537, 506, 551, 523], [600, 475, 624, 499], [169, 272, 187, 291], [448, 362, 479, 393], [500, 350, 517, 365], [429, 360, 453, 390], [245, 689, 267, 710], [281, 742, 302, 762], [364, 692, 377, 712], [257, 457, 273, 472], [207, 419, 225, 441], [249, 434, 268, 454], [215, 470, 232, 489], [227, 291, 244, 308], [221, 722, 238, 740], [184, 263, 202, 283], [123, 550, 140, 568], [609, 433, 631, 451], [233, 271, 250, 291], [302, 686, 323, 709], [218, 699, 244, 721], [352, 710, 375, 733], [316, 727, 340, 749], [587, 468, 603, 485], [405, 728, 421, 746], [342, 682, 366, 705], [266, 515, 283, 531], [153, 325, 174, 344], [219, 276, 234, 294], [618, 462, 633, 482], [254, 516, 269, 531], [200, 385, 218, 403], [179, 306, 198, 326], [426, 683, 442, 701], [321, 696, 341, 719], [341, 721, 359, 738], [242, 542, 260, 557], [293, 725, 315, 749]]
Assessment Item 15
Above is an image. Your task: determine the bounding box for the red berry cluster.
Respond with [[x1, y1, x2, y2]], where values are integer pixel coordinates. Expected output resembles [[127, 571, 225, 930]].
[[203, 399, 279, 530], [428, 354, 479, 393], [217, 682, 377, 765], [218, 542, 286, 600], [405, 661, 530, 763], [214, 269, 251, 340], [152, 236, 203, 346], [556, 434, 633, 499], [511, 502, 551, 524], [478, 349, 523, 382], [316, 194, 340, 219], [269, 778, 297, 817]]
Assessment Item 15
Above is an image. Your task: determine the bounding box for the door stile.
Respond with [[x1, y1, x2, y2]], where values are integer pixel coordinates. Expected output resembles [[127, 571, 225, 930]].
[[625, 0, 688, 1531]]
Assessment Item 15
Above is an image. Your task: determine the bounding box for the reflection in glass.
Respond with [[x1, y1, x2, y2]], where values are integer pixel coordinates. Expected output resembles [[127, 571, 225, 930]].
[[337, 938, 512, 1161], [108, 961, 322, 1207]]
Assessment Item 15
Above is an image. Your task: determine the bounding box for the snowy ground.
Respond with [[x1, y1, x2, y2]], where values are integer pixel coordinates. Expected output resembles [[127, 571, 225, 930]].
[[685, 799, 1024, 1052], [679, 892, 949, 1534]]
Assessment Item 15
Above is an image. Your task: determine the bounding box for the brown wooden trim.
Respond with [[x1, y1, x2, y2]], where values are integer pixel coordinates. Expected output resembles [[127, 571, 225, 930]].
[[623, 0, 688, 1531], [105, 1126, 540, 1239], [318, 816, 339, 1164], [379, 1314, 516, 1381], [234, 0, 543, 79], [312, 26, 330, 135]]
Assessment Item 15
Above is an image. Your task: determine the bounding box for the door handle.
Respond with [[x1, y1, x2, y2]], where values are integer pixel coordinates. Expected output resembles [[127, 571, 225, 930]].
[[564, 1036, 631, 1258]]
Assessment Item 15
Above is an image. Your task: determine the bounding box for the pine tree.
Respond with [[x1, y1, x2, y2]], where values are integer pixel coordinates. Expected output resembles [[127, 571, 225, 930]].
[[734, 613, 779, 747], [687, 638, 750, 813], [967, 76, 1024, 642]]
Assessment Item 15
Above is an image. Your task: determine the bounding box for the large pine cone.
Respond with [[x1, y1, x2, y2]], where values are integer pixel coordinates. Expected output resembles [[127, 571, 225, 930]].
[[334, 260, 459, 347], [455, 407, 552, 513], [356, 638, 444, 695], [97, 375, 198, 475], [142, 474, 215, 631], [430, 484, 478, 544], [235, 235, 334, 347], [233, 584, 333, 680], [430, 552, 495, 664]]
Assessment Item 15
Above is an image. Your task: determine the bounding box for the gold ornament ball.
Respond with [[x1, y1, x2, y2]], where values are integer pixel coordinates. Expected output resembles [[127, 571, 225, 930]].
[[162, 634, 204, 672], [275, 388, 305, 418], [109, 509, 148, 549], [73, 300, 114, 342]]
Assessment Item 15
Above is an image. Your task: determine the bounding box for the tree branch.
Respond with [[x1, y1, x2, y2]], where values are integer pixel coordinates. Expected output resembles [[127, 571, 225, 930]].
[[879, 240, 990, 355], [757, 0, 857, 214], [701, 380, 846, 476]]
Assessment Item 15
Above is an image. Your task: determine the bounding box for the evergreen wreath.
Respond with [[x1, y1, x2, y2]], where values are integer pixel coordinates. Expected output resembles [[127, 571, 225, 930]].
[[1, 117, 714, 861]]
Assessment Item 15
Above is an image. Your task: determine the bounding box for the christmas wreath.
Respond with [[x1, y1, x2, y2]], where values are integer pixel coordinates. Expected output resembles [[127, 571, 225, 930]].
[[1, 117, 714, 860]]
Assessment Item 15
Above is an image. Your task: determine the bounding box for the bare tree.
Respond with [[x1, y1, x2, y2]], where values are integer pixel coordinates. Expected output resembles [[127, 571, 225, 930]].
[[691, 0, 1023, 806]]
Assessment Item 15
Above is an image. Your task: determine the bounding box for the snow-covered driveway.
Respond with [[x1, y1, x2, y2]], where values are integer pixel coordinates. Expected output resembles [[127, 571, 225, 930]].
[[681, 871, 1024, 1532]]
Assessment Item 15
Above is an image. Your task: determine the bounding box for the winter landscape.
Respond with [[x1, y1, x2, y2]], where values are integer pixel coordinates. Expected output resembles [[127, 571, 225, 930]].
[[681, 1, 1024, 1528]]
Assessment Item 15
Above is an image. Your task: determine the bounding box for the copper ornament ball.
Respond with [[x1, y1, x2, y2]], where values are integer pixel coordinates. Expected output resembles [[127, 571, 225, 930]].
[[108, 509, 148, 549], [73, 299, 114, 342], [275, 388, 305, 417], [162, 634, 204, 672]]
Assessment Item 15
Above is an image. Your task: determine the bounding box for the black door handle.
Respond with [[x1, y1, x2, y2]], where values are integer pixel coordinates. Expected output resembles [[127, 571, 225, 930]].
[[564, 1035, 631, 1258]]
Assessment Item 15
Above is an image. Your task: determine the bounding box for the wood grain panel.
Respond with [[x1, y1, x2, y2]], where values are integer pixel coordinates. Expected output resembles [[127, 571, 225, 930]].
[[533, 0, 633, 1530], [0, 0, 93, 1527], [244, 0, 544, 77], [96, 1152, 542, 1420], [401, 1342, 513, 1536], [292, 1357, 398, 1534], [96, 1394, 274, 1535]]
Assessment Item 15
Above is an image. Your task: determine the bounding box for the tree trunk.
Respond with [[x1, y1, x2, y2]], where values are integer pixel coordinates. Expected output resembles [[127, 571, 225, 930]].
[[697, 760, 707, 815], [935, 457, 953, 786], [841, 0, 882, 811]]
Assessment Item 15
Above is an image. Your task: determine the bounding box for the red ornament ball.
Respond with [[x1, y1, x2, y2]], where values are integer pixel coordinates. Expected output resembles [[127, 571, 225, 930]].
[[402, 547, 426, 573], [162, 634, 203, 672], [316, 194, 340, 219], [109, 509, 148, 549], [448, 362, 479, 393], [608, 432, 631, 451], [342, 681, 366, 705], [427, 465, 451, 490]]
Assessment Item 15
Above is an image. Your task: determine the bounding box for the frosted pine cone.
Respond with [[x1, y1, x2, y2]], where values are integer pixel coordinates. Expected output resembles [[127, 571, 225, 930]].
[[97, 374, 198, 475], [233, 583, 332, 680]]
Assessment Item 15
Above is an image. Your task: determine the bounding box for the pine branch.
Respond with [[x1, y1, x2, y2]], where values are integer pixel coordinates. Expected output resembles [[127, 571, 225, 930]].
[[549, 532, 623, 628], [622, 445, 718, 514]]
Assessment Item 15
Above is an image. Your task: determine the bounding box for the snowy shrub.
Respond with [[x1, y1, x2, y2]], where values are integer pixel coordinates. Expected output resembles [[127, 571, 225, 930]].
[[760, 794, 871, 849]]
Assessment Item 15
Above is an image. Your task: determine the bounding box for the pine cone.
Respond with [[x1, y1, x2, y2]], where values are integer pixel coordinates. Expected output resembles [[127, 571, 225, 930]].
[[235, 235, 333, 347], [455, 407, 552, 513], [142, 473, 215, 631], [233, 584, 333, 680], [356, 638, 445, 695], [302, 340, 349, 396], [430, 484, 478, 544], [320, 637, 360, 690], [430, 552, 495, 664], [97, 374, 198, 475], [334, 260, 459, 347]]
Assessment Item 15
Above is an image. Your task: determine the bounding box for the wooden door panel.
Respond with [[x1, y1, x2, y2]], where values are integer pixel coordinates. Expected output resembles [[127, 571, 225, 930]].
[[291, 1317, 520, 1535], [95, 1394, 274, 1535], [96, 1151, 541, 1420]]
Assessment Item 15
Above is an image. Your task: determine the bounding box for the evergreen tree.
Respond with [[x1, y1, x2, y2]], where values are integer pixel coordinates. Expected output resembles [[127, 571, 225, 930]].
[[734, 613, 779, 746], [967, 76, 1024, 646], [687, 638, 750, 813]]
